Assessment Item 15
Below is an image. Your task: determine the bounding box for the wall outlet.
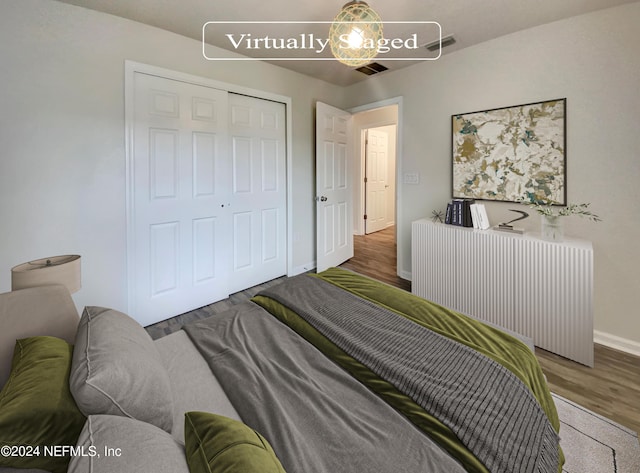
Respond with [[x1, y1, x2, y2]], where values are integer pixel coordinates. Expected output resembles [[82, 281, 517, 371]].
[[403, 172, 420, 184]]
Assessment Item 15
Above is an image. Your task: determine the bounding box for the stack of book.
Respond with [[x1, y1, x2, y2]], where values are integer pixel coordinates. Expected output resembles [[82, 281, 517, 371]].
[[444, 199, 490, 230]]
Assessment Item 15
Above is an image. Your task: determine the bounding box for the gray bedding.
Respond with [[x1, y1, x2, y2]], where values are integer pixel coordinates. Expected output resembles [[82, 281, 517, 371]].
[[260, 275, 559, 473], [183, 301, 467, 473], [154, 330, 242, 442]]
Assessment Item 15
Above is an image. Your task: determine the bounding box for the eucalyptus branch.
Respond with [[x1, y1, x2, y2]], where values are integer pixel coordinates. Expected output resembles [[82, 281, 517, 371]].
[[519, 199, 602, 222]]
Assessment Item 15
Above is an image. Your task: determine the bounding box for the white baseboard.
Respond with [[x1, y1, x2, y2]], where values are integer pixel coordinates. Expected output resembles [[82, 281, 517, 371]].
[[290, 262, 316, 276], [400, 269, 412, 281], [593, 330, 640, 357]]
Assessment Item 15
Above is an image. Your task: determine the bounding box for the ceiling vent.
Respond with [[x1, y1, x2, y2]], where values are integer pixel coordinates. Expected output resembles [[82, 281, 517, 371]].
[[424, 35, 456, 52], [355, 62, 388, 76]]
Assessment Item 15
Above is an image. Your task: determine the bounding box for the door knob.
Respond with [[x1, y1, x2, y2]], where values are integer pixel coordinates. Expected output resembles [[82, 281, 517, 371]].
[[315, 196, 328, 202]]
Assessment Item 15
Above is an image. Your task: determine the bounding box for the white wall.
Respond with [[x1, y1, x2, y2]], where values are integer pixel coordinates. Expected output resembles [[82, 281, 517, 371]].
[[342, 3, 640, 346], [0, 0, 345, 313]]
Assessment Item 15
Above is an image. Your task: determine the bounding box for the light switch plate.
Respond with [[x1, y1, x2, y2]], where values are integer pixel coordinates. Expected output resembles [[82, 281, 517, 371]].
[[403, 172, 419, 184]]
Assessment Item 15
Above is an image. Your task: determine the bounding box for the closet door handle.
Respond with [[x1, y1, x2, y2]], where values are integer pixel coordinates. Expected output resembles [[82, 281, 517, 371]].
[[315, 196, 328, 202]]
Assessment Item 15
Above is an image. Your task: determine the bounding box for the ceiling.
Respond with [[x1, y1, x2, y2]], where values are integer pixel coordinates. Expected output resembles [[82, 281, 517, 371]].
[[55, 0, 637, 86]]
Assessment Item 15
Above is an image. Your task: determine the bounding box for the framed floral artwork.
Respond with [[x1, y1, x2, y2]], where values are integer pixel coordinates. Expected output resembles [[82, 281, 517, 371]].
[[452, 98, 566, 204]]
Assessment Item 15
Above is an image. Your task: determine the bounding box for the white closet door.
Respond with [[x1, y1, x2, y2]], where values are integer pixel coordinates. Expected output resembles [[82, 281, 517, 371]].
[[228, 93, 287, 293], [131, 73, 230, 326]]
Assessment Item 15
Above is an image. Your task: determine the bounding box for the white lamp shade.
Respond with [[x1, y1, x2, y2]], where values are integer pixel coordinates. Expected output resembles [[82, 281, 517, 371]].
[[11, 255, 81, 294]]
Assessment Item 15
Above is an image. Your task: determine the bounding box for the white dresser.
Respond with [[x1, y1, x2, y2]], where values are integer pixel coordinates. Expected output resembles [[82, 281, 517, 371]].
[[411, 219, 594, 366]]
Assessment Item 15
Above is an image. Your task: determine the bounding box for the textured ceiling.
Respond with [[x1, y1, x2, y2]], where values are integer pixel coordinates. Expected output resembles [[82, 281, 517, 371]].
[[54, 0, 638, 85]]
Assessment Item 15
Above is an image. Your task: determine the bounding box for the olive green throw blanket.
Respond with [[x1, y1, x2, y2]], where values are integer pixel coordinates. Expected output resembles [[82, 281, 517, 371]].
[[252, 268, 563, 473]]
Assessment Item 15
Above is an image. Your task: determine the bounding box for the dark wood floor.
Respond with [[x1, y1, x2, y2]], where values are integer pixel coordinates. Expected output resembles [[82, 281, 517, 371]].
[[341, 226, 640, 434], [536, 346, 640, 433], [341, 225, 410, 291]]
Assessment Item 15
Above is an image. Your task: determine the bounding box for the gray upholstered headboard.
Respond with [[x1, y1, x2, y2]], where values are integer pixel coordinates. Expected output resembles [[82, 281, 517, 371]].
[[0, 285, 79, 387]]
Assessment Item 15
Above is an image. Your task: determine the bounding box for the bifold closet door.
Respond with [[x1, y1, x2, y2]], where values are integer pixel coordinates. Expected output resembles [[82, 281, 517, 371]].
[[131, 73, 231, 326], [228, 93, 287, 293]]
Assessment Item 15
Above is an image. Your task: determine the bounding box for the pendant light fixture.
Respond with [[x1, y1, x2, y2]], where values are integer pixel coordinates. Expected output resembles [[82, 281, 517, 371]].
[[329, 1, 383, 67]]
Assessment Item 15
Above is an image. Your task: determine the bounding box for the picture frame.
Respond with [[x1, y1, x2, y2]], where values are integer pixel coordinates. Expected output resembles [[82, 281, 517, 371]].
[[452, 98, 566, 204]]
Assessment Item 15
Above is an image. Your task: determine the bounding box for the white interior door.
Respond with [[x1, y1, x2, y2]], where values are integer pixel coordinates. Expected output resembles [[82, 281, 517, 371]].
[[228, 93, 287, 293], [316, 102, 353, 272], [364, 128, 388, 234], [131, 72, 230, 326]]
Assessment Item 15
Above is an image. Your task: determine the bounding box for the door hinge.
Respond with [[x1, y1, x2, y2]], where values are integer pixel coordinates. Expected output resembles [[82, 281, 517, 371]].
[[364, 177, 368, 183], [364, 214, 368, 220]]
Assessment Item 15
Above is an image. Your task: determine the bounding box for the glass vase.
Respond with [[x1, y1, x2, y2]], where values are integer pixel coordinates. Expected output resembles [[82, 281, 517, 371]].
[[541, 215, 563, 242]]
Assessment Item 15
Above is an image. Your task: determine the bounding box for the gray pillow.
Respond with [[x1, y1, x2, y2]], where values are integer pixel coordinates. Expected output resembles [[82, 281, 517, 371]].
[[69, 306, 174, 432], [68, 415, 189, 473]]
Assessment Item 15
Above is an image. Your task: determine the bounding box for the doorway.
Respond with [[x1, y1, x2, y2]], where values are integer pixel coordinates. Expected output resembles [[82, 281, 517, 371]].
[[351, 104, 398, 237], [350, 103, 400, 274], [363, 125, 397, 235], [313, 97, 405, 280]]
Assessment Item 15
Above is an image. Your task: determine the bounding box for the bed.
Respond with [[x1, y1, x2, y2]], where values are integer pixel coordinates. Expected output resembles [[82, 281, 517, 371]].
[[0, 267, 563, 473]]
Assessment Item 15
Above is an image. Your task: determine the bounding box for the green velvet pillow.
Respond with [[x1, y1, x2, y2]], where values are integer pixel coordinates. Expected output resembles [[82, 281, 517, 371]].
[[184, 412, 286, 473], [0, 336, 86, 473]]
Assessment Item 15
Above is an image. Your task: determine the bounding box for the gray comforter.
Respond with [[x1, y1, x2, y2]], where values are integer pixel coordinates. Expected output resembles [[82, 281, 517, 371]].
[[183, 301, 467, 473], [260, 275, 559, 473]]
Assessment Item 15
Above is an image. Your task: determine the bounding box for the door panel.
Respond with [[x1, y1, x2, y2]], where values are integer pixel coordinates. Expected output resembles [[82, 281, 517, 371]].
[[149, 222, 179, 295], [233, 211, 253, 271], [262, 208, 279, 262], [316, 102, 353, 272], [365, 128, 388, 234], [192, 217, 217, 283], [149, 129, 178, 199], [132, 73, 230, 326], [228, 93, 287, 293], [193, 132, 218, 197]]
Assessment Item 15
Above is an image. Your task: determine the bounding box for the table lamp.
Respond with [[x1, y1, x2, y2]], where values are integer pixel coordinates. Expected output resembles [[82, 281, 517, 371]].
[[11, 255, 81, 294]]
